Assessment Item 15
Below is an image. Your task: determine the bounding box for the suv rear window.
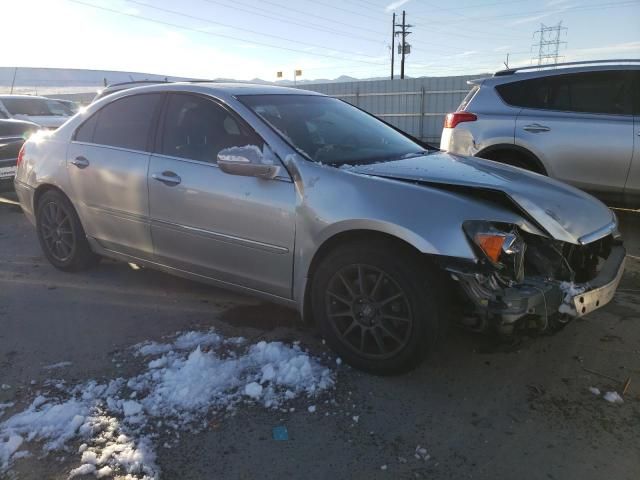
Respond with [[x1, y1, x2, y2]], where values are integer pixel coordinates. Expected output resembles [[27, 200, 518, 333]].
[[496, 70, 632, 115], [457, 85, 479, 111]]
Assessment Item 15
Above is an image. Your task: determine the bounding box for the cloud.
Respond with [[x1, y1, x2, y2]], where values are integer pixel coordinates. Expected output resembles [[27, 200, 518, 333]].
[[385, 0, 411, 12], [455, 51, 478, 57]]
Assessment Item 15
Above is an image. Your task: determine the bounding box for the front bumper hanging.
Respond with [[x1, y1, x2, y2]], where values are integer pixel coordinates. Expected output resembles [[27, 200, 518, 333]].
[[449, 245, 626, 335]]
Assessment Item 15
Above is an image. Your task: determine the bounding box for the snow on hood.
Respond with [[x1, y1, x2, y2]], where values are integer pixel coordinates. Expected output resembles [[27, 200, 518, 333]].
[[350, 152, 616, 245]]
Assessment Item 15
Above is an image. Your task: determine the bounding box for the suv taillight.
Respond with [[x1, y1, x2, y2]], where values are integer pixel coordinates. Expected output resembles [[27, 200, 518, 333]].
[[17, 144, 26, 167], [444, 112, 477, 129]]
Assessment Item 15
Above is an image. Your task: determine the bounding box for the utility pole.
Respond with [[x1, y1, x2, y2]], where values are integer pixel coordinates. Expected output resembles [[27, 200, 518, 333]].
[[9, 67, 17, 94], [393, 11, 412, 79], [390, 12, 395, 80], [532, 21, 567, 65]]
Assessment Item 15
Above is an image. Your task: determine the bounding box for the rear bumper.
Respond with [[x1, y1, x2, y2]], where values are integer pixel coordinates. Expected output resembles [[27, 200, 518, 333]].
[[450, 245, 626, 334], [13, 179, 36, 225]]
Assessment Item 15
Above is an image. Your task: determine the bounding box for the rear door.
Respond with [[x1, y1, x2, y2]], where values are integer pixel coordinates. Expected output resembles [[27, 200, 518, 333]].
[[505, 70, 634, 197], [626, 70, 640, 201], [66, 93, 164, 259], [147, 92, 296, 298]]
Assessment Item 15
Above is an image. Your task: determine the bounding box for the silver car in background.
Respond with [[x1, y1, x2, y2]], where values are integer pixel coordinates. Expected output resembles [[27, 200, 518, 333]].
[[0, 95, 72, 129], [14, 83, 625, 374], [440, 60, 640, 206]]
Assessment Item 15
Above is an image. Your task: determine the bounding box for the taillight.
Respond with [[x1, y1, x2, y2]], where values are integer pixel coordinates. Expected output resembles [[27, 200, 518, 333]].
[[17, 144, 26, 167], [444, 112, 477, 129]]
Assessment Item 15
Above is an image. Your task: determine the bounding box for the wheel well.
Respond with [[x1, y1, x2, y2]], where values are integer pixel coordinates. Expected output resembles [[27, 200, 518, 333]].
[[477, 145, 547, 175], [33, 184, 69, 217], [302, 230, 426, 324]]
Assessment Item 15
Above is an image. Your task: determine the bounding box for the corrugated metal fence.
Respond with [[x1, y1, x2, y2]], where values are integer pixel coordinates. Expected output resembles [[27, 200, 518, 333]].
[[295, 74, 483, 144]]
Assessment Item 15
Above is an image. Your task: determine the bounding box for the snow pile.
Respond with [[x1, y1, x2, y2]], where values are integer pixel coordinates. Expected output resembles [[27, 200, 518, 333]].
[[0, 330, 334, 478], [603, 391, 624, 404], [558, 281, 587, 315]]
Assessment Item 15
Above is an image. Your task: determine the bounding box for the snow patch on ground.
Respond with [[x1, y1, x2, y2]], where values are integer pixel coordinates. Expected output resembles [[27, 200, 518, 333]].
[[43, 361, 73, 370], [603, 391, 624, 404], [588, 386, 601, 396], [0, 329, 334, 478]]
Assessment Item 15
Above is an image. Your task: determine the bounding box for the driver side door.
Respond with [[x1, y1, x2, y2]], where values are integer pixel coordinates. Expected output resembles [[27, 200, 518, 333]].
[[147, 92, 296, 299]]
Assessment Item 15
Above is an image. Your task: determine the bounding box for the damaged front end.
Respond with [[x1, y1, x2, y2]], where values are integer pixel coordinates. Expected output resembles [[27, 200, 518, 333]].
[[445, 220, 626, 336]]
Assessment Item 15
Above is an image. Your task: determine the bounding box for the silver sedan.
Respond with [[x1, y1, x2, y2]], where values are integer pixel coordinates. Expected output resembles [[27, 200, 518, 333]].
[[14, 83, 625, 374]]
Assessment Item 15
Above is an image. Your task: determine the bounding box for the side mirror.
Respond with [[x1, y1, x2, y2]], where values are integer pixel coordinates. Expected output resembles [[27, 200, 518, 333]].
[[217, 145, 281, 180]]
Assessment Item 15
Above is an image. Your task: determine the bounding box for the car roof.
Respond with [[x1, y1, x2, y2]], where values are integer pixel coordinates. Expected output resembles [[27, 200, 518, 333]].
[[471, 61, 640, 87], [95, 82, 324, 103]]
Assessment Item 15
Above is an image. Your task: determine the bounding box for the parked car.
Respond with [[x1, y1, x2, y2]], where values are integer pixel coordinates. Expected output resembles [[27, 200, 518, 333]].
[[14, 83, 625, 374], [53, 99, 81, 115], [0, 117, 39, 191], [440, 60, 640, 206], [0, 95, 72, 129]]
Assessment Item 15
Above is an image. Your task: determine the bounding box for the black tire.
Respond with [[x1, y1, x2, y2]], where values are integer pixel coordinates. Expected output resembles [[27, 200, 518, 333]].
[[36, 189, 99, 271], [311, 241, 442, 375]]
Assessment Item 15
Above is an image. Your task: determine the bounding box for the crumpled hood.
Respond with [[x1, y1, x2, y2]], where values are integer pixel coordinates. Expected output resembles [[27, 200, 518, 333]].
[[350, 152, 616, 245]]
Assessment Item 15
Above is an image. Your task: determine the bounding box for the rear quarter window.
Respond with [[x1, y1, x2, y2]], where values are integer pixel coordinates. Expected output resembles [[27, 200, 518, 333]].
[[89, 93, 163, 151]]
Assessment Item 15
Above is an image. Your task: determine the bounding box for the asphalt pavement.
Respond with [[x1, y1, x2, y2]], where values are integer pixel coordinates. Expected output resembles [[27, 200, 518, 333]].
[[0, 191, 639, 480]]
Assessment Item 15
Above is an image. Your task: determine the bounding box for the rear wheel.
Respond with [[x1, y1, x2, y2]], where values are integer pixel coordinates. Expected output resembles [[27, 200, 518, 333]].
[[311, 241, 441, 375], [36, 190, 99, 271]]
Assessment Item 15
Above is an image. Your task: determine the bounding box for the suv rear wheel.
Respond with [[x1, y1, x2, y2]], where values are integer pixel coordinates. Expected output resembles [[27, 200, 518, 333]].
[[311, 241, 441, 375], [478, 149, 545, 175]]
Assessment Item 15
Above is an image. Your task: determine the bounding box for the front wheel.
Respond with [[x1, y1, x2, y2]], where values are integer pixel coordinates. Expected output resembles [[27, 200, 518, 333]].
[[311, 242, 442, 375], [36, 190, 99, 271]]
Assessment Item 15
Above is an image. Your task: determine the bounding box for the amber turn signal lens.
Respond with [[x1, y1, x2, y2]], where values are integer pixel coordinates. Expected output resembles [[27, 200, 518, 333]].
[[474, 233, 506, 263]]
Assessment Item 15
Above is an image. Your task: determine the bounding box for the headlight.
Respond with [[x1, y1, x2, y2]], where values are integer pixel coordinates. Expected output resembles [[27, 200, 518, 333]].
[[463, 221, 526, 283]]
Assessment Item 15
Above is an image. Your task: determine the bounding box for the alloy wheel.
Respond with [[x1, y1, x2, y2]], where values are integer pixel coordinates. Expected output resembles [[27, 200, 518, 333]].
[[325, 264, 413, 359], [40, 201, 75, 262]]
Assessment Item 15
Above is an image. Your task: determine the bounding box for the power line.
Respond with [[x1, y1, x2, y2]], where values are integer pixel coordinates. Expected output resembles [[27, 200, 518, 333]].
[[236, 0, 385, 36], [304, 0, 389, 23], [68, 0, 387, 66], [126, 0, 383, 60], [198, 0, 383, 43], [420, 0, 639, 25]]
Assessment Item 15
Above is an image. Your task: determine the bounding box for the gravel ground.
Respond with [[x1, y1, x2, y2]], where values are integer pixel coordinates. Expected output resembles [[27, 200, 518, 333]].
[[1, 191, 639, 480]]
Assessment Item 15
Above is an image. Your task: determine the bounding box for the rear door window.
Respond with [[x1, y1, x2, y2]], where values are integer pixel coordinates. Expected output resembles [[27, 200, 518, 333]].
[[159, 93, 262, 164], [90, 93, 163, 151], [496, 70, 632, 115]]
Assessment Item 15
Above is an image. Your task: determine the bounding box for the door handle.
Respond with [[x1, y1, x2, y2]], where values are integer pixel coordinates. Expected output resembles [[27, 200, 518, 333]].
[[523, 123, 550, 133], [152, 171, 181, 186], [70, 156, 90, 168]]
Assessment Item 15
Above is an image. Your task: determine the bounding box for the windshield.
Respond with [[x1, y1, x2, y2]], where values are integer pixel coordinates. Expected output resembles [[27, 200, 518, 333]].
[[1, 97, 70, 116], [238, 94, 428, 165]]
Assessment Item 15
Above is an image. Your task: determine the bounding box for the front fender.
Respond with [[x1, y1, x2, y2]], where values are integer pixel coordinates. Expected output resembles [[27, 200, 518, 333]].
[[290, 159, 535, 308]]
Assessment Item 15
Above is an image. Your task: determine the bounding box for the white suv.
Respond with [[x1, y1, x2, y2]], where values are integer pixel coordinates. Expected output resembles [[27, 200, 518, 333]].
[[440, 60, 640, 206]]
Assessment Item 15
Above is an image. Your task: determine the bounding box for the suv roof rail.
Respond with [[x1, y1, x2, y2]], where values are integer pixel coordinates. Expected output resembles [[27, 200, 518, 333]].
[[494, 58, 640, 76]]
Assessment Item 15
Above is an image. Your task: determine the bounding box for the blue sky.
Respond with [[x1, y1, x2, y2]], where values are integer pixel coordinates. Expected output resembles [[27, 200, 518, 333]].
[[3, 0, 639, 80]]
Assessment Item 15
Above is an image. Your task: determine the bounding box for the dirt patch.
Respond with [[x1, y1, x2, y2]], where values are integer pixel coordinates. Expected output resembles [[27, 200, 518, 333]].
[[219, 303, 302, 330]]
